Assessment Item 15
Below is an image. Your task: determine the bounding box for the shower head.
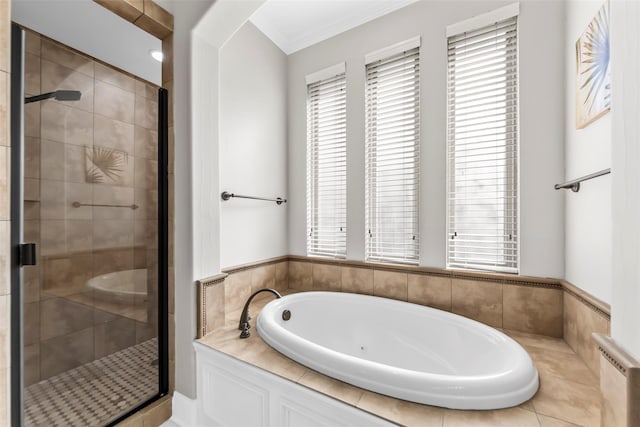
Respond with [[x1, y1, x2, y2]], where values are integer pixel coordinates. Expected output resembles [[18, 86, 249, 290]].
[[25, 90, 82, 104]]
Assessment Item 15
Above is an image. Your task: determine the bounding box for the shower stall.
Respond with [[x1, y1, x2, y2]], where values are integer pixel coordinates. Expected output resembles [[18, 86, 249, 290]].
[[10, 25, 169, 426]]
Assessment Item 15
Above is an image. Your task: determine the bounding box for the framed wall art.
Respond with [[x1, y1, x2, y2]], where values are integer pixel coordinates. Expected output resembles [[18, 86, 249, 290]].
[[576, 1, 611, 129]]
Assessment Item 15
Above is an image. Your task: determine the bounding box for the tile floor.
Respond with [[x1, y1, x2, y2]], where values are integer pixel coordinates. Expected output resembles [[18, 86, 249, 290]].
[[24, 338, 158, 427], [201, 295, 601, 427]]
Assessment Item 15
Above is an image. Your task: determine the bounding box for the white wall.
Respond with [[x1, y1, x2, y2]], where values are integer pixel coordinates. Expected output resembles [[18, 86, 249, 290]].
[[219, 22, 288, 268], [12, 0, 162, 84], [155, 0, 264, 399], [287, 0, 565, 278], [610, 0, 640, 361], [564, 0, 612, 304]]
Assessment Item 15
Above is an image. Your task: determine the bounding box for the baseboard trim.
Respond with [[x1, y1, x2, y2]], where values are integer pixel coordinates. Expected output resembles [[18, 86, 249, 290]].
[[166, 391, 198, 427]]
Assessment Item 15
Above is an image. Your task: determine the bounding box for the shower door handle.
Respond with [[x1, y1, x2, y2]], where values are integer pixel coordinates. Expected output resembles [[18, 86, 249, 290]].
[[19, 243, 37, 266]]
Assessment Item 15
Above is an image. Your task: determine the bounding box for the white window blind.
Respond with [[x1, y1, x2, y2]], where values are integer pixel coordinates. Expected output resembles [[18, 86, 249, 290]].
[[365, 46, 420, 265], [446, 16, 519, 273], [307, 72, 347, 258]]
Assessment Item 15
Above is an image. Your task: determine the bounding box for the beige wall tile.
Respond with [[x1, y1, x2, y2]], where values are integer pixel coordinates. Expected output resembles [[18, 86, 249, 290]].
[[41, 102, 93, 146], [0, 222, 8, 296], [91, 249, 134, 277], [25, 30, 41, 56], [162, 36, 173, 84], [0, 295, 8, 370], [135, 80, 157, 100], [24, 137, 40, 179], [24, 53, 40, 96], [40, 297, 94, 341], [373, 270, 408, 301], [0, 1, 9, 73], [312, 263, 341, 292], [63, 143, 84, 183], [503, 285, 563, 337], [134, 96, 158, 130], [0, 366, 8, 427], [205, 282, 224, 333], [95, 317, 136, 358], [23, 265, 40, 303], [40, 327, 94, 379], [0, 147, 8, 220], [24, 200, 40, 220], [95, 81, 135, 124], [94, 115, 135, 154], [65, 182, 92, 220], [564, 292, 610, 377], [289, 261, 312, 291], [41, 59, 94, 112], [600, 354, 627, 427], [169, 313, 174, 361], [164, 80, 173, 128], [251, 264, 276, 293], [341, 267, 373, 295], [134, 126, 157, 159], [563, 292, 579, 352], [407, 274, 451, 311], [0, 72, 7, 146], [24, 343, 40, 386], [168, 266, 174, 314], [275, 261, 288, 293], [93, 219, 134, 249], [42, 39, 94, 77], [451, 279, 503, 328], [24, 99, 41, 139], [93, 185, 134, 220], [40, 220, 66, 255], [167, 126, 174, 173], [40, 139, 65, 180], [40, 179, 66, 219], [23, 302, 39, 346], [23, 220, 40, 246], [577, 309, 609, 378], [224, 270, 251, 316], [95, 62, 136, 92], [66, 220, 93, 252]]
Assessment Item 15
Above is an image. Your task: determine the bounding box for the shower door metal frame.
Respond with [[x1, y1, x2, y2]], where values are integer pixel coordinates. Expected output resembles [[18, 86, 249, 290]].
[[9, 23, 170, 427], [10, 23, 25, 427]]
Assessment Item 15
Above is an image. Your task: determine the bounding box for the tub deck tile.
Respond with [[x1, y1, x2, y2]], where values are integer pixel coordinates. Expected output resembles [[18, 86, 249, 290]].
[[199, 301, 600, 427]]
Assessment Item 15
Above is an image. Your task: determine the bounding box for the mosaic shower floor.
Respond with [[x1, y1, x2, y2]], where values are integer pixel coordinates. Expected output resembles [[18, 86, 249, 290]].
[[24, 338, 158, 427]]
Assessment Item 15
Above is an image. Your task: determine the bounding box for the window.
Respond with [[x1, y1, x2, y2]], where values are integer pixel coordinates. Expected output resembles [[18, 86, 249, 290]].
[[446, 12, 519, 273], [306, 66, 347, 258], [365, 39, 420, 265]]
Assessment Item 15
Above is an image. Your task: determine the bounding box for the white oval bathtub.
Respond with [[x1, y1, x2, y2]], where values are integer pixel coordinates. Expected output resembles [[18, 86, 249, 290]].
[[86, 269, 147, 303], [257, 291, 539, 410]]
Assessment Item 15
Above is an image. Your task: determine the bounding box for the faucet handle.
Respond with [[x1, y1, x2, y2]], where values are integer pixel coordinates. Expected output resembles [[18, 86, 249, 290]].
[[240, 322, 251, 338]]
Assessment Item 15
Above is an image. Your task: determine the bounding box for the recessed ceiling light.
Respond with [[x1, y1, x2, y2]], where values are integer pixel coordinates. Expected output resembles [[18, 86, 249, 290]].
[[149, 50, 163, 62]]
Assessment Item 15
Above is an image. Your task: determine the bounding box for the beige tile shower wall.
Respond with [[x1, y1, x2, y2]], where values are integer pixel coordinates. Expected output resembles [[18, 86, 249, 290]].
[[0, 0, 10, 423], [22, 31, 162, 385]]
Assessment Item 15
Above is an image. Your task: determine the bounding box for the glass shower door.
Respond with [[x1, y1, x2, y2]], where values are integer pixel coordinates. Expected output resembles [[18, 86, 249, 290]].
[[12, 25, 168, 427]]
